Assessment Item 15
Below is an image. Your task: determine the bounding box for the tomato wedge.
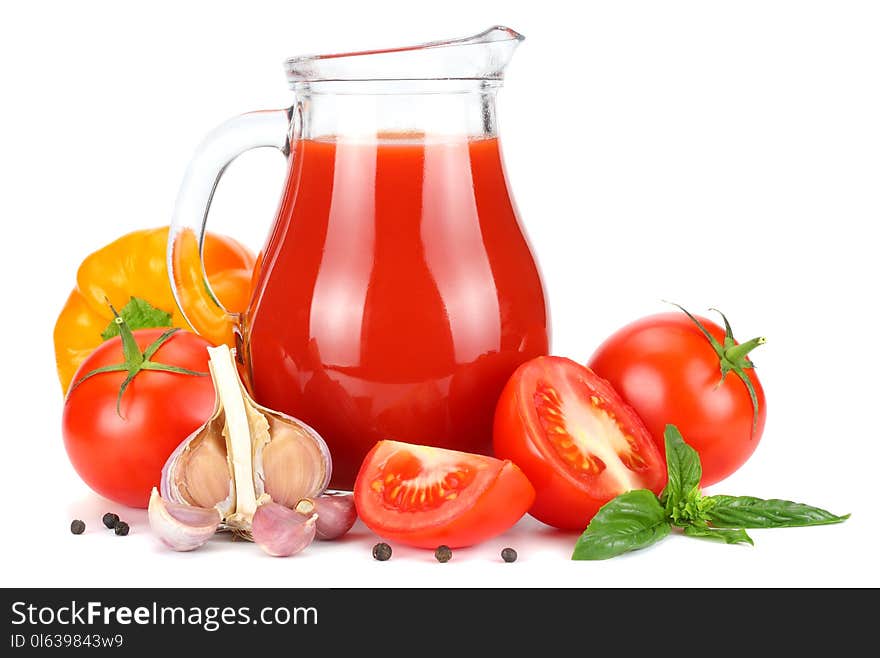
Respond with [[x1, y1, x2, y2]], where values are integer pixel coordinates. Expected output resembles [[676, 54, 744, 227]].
[[493, 356, 666, 530], [353, 441, 535, 548]]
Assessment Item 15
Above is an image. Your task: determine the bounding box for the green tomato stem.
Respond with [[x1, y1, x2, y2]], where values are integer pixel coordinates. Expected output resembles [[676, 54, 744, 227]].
[[70, 305, 208, 419], [110, 305, 144, 369], [669, 303, 765, 437], [725, 336, 766, 364]]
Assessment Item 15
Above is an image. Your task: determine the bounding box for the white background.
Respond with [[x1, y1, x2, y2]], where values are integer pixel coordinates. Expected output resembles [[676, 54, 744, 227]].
[[1, 0, 878, 588]]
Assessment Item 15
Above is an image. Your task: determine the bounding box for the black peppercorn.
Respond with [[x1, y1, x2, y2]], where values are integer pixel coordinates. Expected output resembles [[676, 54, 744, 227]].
[[434, 545, 452, 563], [102, 512, 120, 529], [372, 542, 392, 561], [501, 547, 517, 563], [70, 519, 85, 535], [114, 521, 130, 536]]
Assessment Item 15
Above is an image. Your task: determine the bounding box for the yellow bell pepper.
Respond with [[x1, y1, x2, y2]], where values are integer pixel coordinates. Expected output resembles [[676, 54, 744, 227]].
[[54, 226, 255, 392]]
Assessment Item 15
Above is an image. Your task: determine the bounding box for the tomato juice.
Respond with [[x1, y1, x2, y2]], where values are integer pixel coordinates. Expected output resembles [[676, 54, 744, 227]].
[[243, 135, 548, 488]]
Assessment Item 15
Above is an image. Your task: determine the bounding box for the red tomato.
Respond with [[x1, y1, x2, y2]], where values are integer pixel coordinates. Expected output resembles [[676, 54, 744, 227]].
[[493, 356, 666, 530], [354, 440, 535, 548], [62, 329, 216, 508], [587, 311, 766, 487]]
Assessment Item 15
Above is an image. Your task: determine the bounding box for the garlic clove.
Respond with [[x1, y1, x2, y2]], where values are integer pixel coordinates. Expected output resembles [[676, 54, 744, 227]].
[[160, 416, 233, 514], [258, 417, 332, 508], [252, 500, 317, 557], [148, 487, 221, 552], [306, 493, 358, 540]]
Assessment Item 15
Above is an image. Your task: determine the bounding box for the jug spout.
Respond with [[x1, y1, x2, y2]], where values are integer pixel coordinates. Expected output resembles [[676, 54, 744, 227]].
[[285, 26, 524, 85]]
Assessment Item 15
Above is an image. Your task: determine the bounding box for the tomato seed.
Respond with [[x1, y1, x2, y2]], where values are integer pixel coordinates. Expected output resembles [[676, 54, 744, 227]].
[[70, 520, 85, 535], [372, 542, 392, 561], [102, 512, 120, 529], [501, 547, 517, 562], [435, 545, 452, 563]]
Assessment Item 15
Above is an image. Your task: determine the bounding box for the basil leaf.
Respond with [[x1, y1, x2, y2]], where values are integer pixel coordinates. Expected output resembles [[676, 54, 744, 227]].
[[660, 424, 702, 518], [684, 525, 754, 546], [101, 297, 173, 340], [704, 495, 850, 528], [572, 490, 671, 561]]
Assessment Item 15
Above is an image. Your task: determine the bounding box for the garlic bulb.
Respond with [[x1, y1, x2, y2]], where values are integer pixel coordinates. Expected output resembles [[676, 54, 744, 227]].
[[149, 345, 332, 549]]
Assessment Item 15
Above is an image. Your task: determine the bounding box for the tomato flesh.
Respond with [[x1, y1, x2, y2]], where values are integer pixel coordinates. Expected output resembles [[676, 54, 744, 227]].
[[494, 356, 665, 530], [354, 441, 535, 548], [372, 449, 476, 512]]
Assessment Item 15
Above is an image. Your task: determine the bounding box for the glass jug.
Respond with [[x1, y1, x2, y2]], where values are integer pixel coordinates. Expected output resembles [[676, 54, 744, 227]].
[[168, 27, 549, 488]]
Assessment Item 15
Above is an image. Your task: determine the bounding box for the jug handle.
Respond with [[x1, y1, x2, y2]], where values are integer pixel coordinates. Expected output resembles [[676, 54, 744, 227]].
[[167, 108, 292, 347]]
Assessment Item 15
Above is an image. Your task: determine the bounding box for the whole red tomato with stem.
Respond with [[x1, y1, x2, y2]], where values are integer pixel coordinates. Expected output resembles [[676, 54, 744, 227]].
[[62, 309, 216, 508], [354, 440, 535, 548], [588, 304, 766, 487], [493, 356, 666, 530]]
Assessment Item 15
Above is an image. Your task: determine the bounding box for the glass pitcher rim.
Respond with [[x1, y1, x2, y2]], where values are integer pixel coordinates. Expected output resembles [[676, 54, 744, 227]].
[[284, 25, 524, 85]]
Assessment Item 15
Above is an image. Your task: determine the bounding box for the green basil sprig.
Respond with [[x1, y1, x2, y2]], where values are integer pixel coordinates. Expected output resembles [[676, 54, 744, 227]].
[[572, 425, 849, 560]]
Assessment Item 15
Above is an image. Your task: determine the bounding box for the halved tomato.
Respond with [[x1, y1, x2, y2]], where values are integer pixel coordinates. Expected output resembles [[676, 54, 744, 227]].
[[493, 356, 666, 530], [353, 441, 535, 548]]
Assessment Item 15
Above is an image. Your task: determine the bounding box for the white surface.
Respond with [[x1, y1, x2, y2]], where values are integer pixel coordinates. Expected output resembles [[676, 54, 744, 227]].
[[1, 0, 878, 588]]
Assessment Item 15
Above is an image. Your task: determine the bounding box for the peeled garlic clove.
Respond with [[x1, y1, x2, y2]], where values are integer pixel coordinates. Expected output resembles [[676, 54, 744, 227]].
[[252, 500, 317, 557], [148, 487, 221, 552], [255, 413, 332, 509], [160, 415, 232, 511], [158, 345, 331, 537], [306, 493, 358, 540]]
